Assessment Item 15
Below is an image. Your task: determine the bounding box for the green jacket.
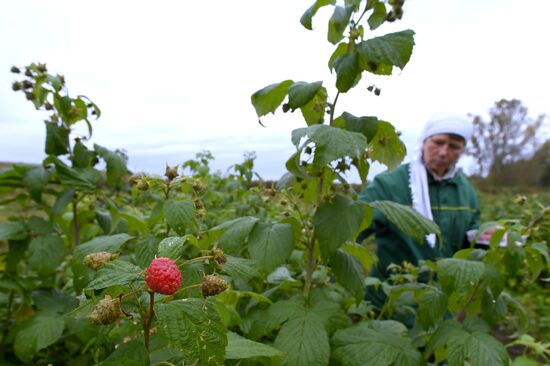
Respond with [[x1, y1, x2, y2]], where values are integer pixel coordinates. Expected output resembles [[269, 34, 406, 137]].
[[358, 163, 480, 279]]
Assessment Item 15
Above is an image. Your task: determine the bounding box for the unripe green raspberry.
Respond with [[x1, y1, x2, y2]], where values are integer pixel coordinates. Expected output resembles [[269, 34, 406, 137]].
[[201, 275, 229, 297], [84, 251, 116, 270], [89, 295, 122, 325], [146, 257, 182, 295], [212, 248, 227, 266]]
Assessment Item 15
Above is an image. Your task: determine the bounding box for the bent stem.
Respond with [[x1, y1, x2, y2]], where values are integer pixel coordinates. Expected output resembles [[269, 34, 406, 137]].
[[178, 255, 213, 267], [157, 283, 203, 304]]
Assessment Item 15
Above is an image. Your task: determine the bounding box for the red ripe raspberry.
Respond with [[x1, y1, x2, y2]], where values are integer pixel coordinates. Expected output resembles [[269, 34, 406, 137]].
[[146, 257, 181, 295]]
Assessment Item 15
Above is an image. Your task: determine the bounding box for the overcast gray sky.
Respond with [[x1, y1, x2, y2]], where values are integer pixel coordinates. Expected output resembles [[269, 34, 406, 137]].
[[1, 0, 549, 181]]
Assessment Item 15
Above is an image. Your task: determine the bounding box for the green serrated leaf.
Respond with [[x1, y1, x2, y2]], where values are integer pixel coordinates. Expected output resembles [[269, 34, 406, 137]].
[[251, 80, 293, 117], [437, 258, 485, 295], [72, 140, 96, 168], [334, 51, 360, 93], [357, 30, 415, 75], [331, 249, 366, 300], [300, 0, 336, 30], [52, 188, 75, 215], [293, 124, 367, 167], [23, 166, 50, 202], [248, 298, 304, 340], [94, 144, 128, 187], [314, 194, 366, 258], [300, 86, 327, 125], [163, 199, 195, 235], [0, 221, 27, 240], [287, 81, 323, 111], [426, 319, 464, 351], [328, 42, 348, 71], [101, 340, 150, 366], [248, 222, 293, 272], [70, 97, 88, 124], [368, 121, 406, 169], [27, 235, 65, 275], [310, 290, 351, 332], [14, 315, 65, 363], [274, 312, 329, 366], [370, 200, 440, 245], [216, 216, 259, 256], [464, 332, 509, 366], [416, 286, 448, 329], [157, 236, 191, 259], [225, 331, 283, 360], [32, 288, 77, 315], [44, 122, 69, 156], [156, 299, 227, 365], [341, 243, 375, 273], [86, 260, 143, 290], [328, 5, 352, 44], [27, 216, 54, 235], [331, 321, 421, 366], [72, 233, 133, 292], [51, 157, 99, 193], [367, 2, 387, 30], [481, 289, 507, 325], [285, 151, 312, 180], [341, 112, 379, 142], [222, 255, 261, 281]]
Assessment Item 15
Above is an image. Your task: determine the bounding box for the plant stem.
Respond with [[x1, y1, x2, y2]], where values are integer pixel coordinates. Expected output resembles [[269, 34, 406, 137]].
[[178, 255, 213, 267], [0, 290, 14, 359], [144, 291, 155, 351], [304, 174, 325, 300], [304, 235, 316, 300], [157, 283, 203, 303], [329, 91, 340, 126], [164, 181, 172, 236], [72, 195, 80, 247], [455, 282, 481, 322]]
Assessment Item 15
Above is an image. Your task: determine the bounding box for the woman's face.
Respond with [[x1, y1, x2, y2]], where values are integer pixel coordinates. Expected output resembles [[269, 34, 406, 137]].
[[422, 134, 465, 176]]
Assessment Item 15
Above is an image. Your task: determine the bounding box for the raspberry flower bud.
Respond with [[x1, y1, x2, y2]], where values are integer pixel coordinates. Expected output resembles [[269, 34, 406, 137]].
[[84, 251, 116, 270], [212, 248, 227, 266], [146, 257, 182, 295], [164, 165, 179, 181], [89, 295, 122, 325], [201, 275, 229, 297]]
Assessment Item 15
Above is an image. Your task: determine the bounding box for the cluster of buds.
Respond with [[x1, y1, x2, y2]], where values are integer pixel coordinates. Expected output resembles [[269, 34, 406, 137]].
[[89, 295, 122, 325], [201, 275, 229, 297], [84, 251, 117, 270]]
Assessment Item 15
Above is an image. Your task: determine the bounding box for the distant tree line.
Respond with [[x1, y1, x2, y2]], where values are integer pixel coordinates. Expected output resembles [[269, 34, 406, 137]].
[[467, 99, 550, 187]]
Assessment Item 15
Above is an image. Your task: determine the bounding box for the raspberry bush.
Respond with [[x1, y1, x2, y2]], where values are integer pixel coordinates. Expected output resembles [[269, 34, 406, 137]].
[[1, 1, 549, 365]]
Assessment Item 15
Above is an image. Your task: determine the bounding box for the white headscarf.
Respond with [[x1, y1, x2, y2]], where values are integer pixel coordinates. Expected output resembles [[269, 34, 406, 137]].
[[409, 113, 473, 247]]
